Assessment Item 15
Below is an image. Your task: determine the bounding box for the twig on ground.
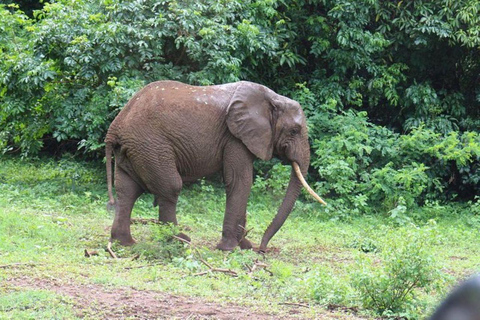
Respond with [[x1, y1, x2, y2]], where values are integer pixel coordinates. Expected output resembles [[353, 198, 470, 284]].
[[245, 260, 273, 276], [198, 258, 214, 270], [172, 235, 191, 244], [84, 249, 99, 257], [131, 254, 140, 261], [238, 224, 254, 243], [173, 236, 238, 277], [279, 302, 310, 308], [189, 266, 238, 277], [189, 271, 209, 277], [106, 241, 117, 259], [0, 262, 38, 269], [124, 264, 160, 270]]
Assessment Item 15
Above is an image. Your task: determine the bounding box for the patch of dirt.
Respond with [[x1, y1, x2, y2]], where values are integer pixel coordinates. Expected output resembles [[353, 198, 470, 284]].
[[6, 277, 298, 319], [6, 276, 367, 319]]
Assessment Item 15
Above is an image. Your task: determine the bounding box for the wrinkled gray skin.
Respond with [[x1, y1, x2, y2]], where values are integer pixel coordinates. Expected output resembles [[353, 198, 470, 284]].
[[105, 80, 310, 252], [430, 275, 480, 320]]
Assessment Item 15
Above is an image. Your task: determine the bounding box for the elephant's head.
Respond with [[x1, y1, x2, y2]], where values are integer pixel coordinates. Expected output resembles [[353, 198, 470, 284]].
[[226, 81, 326, 252]]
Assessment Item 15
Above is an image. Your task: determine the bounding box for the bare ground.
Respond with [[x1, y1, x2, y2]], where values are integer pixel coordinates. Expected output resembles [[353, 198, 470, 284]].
[[6, 276, 365, 319]]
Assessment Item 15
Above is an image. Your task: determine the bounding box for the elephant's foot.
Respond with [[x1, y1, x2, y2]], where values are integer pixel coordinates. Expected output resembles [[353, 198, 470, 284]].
[[111, 228, 136, 246], [111, 234, 136, 246], [216, 237, 253, 251], [239, 238, 253, 250], [216, 237, 238, 251]]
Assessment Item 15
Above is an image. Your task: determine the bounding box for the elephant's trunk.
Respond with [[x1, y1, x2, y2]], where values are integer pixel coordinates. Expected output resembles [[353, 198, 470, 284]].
[[259, 144, 326, 253], [259, 166, 303, 253]]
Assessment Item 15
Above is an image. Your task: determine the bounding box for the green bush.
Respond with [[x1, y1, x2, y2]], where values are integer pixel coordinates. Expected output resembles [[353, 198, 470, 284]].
[[132, 223, 186, 261], [296, 82, 480, 213], [0, 0, 287, 155], [352, 227, 446, 318], [253, 161, 291, 199], [309, 265, 354, 307]]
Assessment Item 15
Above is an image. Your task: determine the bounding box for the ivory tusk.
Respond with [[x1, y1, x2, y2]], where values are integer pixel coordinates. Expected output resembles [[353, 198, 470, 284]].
[[292, 162, 327, 206]]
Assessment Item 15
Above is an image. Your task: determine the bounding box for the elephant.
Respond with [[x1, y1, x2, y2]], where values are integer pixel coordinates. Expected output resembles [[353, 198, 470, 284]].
[[105, 80, 326, 252], [430, 275, 480, 320]]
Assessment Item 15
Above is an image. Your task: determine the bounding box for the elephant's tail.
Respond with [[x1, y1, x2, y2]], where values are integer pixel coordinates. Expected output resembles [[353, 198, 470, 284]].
[[105, 142, 116, 211]]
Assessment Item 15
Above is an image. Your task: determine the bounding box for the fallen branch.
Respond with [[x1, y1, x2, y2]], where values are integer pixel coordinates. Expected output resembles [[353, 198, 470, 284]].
[[245, 260, 273, 276], [190, 271, 209, 277], [84, 249, 99, 257], [0, 262, 38, 269], [198, 257, 238, 276], [124, 263, 160, 270], [172, 235, 191, 244], [189, 268, 238, 277], [131, 254, 140, 261], [238, 224, 254, 243], [279, 302, 310, 308], [106, 241, 117, 259], [173, 236, 238, 277]]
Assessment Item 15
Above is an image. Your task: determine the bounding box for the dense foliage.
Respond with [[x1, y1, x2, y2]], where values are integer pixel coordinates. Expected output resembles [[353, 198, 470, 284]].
[[1, 0, 479, 212]]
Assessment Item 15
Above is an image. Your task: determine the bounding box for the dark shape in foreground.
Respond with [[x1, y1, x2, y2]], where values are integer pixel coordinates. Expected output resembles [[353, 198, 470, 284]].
[[430, 275, 480, 320]]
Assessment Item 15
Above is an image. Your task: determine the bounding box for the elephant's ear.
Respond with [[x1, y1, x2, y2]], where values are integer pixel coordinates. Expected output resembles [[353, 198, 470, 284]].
[[226, 82, 274, 161]]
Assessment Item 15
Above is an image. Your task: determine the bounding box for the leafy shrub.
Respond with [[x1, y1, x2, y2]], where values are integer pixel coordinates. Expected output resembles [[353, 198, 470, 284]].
[[309, 265, 354, 307], [294, 82, 480, 213], [0, 0, 287, 156], [132, 224, 186, 261], [352, 227, 446, 318], [252, 161, 291, 199]]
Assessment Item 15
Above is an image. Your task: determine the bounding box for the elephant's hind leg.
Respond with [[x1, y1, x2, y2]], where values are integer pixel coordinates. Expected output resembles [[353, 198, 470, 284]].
[[111, 165, 143, 245], [139, 155, 191, 242]]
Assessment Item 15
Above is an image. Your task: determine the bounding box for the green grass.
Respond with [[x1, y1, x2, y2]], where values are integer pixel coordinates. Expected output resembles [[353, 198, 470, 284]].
[[0, 290, 77, 319], [1, 156, 480, 319]]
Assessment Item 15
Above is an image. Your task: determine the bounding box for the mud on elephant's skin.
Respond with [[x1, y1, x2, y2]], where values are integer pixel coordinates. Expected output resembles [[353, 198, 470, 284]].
[[105, 80, 326, 252]]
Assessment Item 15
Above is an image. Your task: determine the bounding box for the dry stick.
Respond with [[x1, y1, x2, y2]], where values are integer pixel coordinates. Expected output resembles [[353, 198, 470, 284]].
[[131, 254, 140, 261], [279, 302, 310, 308], [0, 262, 37, 269], [171, 235, 191, 244], [124, 264, 160, 270], [106, 241, 117, 259], [246, 261, 273, 276], [84, 249, 99, 257], [238, 224, 253, 241]]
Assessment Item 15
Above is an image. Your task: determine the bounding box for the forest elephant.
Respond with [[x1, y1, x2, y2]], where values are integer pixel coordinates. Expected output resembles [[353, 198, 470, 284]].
[[105, 80, 326, 252]]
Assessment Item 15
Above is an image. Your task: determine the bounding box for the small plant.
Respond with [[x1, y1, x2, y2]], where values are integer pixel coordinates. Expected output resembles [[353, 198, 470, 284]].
[[350, 235, 378, 253], [352, 228, 445, 318], [309, 265, 354, 306], [469, 196, 480, 216], [132, 224, 187, 261]]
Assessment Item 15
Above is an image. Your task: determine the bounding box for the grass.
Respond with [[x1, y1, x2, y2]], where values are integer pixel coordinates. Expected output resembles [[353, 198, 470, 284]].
[[1, 155, 480, 319]]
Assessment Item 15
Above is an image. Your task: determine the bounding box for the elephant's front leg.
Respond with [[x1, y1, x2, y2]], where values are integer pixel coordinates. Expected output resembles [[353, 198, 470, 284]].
[[217, 140, 255, 251]]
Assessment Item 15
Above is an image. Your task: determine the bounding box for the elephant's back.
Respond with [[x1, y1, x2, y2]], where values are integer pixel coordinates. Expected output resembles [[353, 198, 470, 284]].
[[107, 81, 239, 179], [115, 80, 236, 125]]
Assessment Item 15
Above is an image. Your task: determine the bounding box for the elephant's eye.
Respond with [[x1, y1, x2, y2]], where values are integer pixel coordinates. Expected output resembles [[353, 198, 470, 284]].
[[289, 128, 299, 136]]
